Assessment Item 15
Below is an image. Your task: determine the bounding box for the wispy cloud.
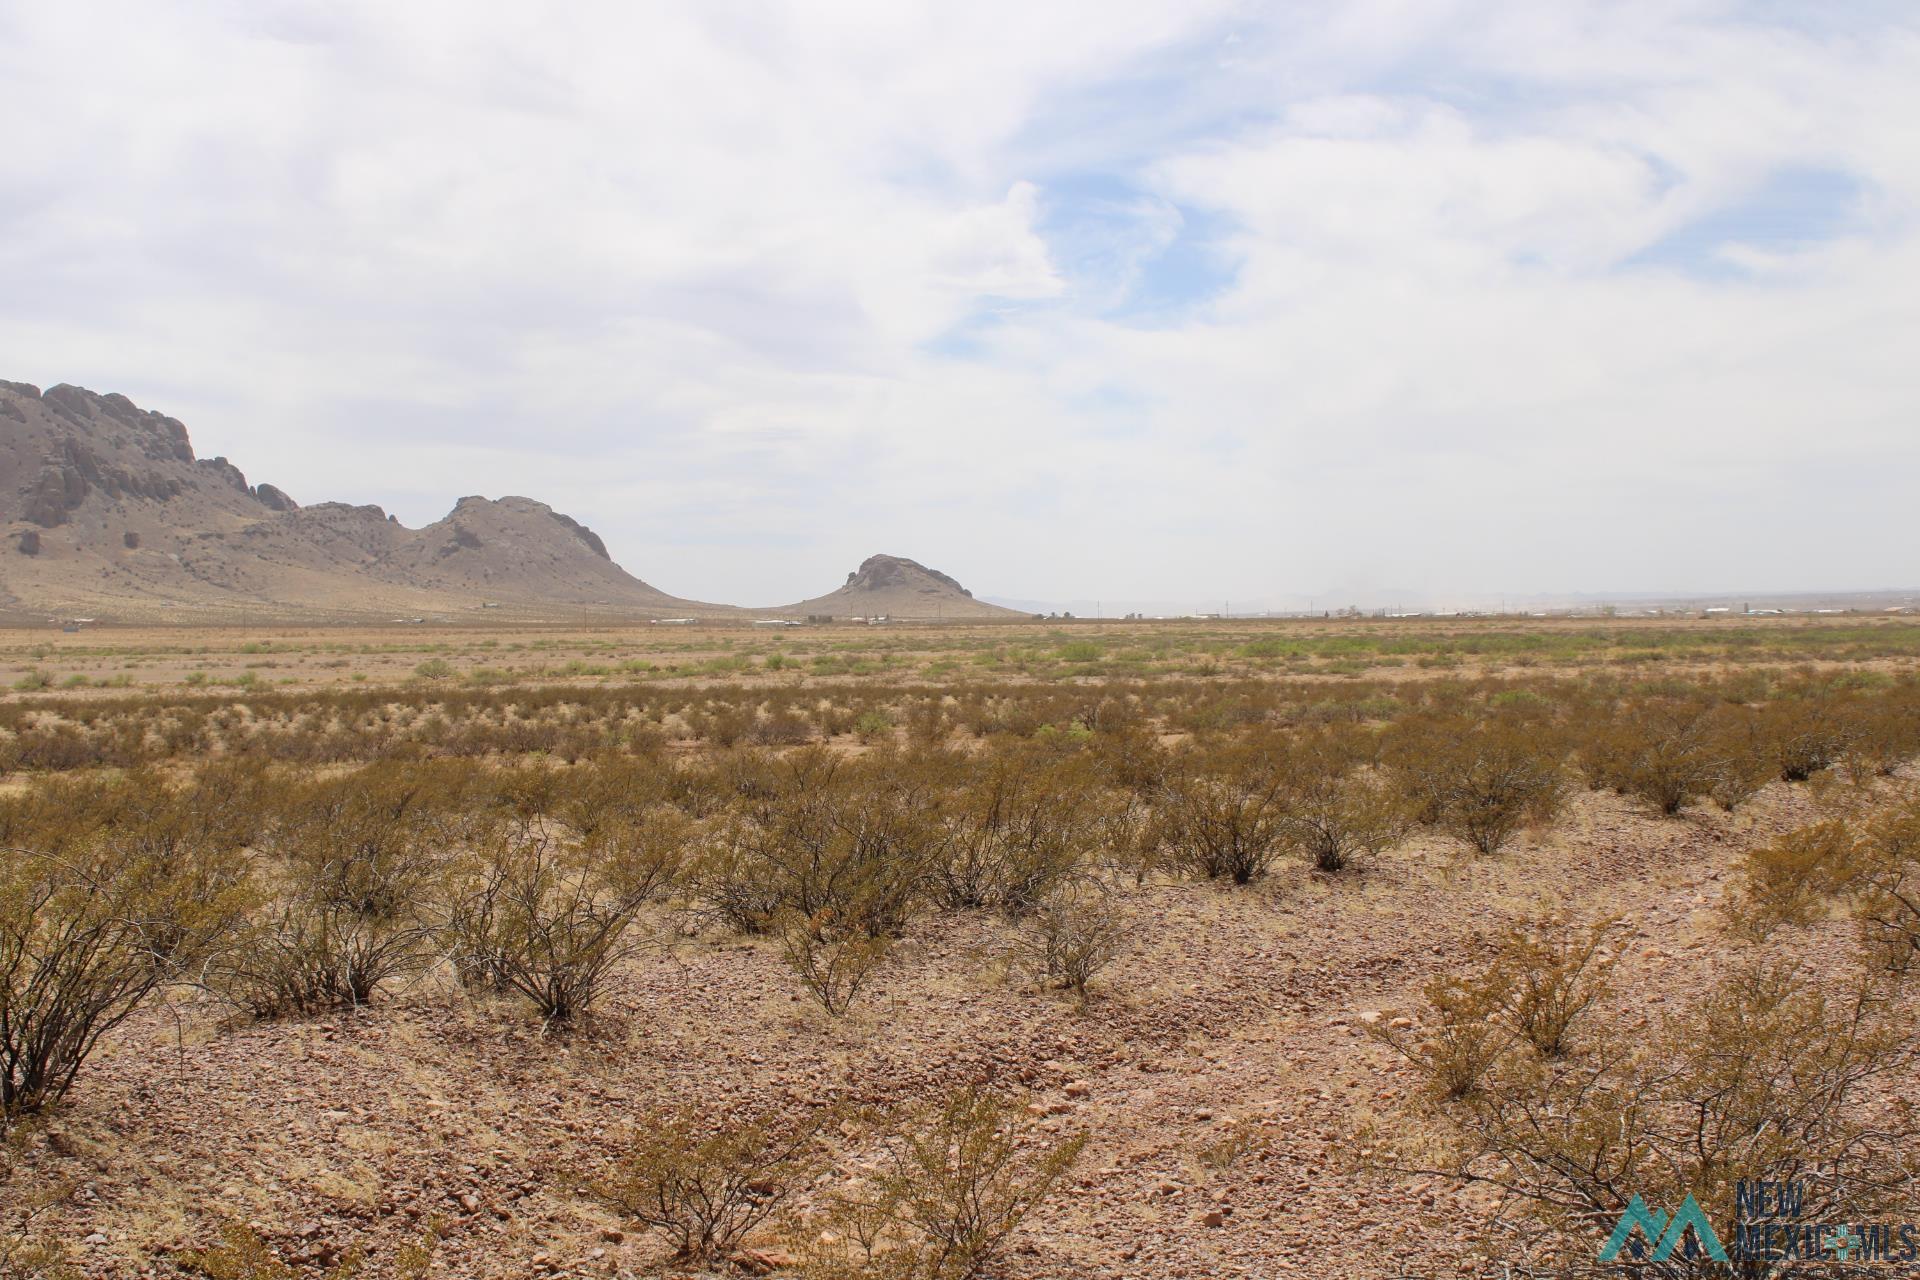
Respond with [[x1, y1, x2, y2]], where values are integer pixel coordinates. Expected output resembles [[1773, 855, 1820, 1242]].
[[1, 1, 1914, 605]]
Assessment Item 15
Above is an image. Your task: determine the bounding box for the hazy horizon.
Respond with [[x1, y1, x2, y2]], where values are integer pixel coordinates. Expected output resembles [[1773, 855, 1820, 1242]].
[[4, 3, 1916, 606]]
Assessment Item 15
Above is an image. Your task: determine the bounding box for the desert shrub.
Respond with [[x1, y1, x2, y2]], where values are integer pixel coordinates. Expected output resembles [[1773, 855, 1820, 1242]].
[[931, 752, 1091, 913], [1377, 918, 1616, 1091], [179, 1222, 366, 1279], [211, 884, 435, 1018], [694, 750, 943, 938], [687, 837, 789, 936], [1837, 683, 1920, 781], [1192, 1116, 1270, 1174], [752, 709, 816, 746], [0, 835, 233, 1125], [1700, 711, 1778, 812], [1274, 729, 1411, 872], [1010, 883, 1126, 997], [1375, 971, 1508, 1100], [0, 1134, 78, 1279], [1583, 697, 1734, 815], [1086, 724, 1170, 795], [34, 764, 261, 965], [209, 763, 467, 1016], [853, 710, 894, 743], [1758, 688, 1855, 782], [1740, 802, 1920, 977], [780, 909, 889, 1016], [264, 761, 473, 921], [585, 1108, 827, 1263], [1383, 962, 1918, 1276], [812, 1086, 1086, 1280], [1480, 917, 1617, 1056], [1386, 714, 1567, 855], [442, 800, 687, 1024], [9, 723, 112, 772], [1151, 741, 1291, 885], [904, 697, 952, 746]]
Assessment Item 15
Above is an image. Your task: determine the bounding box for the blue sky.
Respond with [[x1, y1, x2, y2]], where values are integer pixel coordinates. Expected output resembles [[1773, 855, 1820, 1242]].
[[1, 1, 1916, 606]]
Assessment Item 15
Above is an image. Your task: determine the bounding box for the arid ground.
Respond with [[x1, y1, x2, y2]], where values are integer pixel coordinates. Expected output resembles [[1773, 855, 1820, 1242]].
[[2, 616, 1915, 1280]]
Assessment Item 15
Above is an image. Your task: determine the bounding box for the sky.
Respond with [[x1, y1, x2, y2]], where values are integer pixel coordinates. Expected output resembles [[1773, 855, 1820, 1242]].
[[2, 1, 1916, 609]]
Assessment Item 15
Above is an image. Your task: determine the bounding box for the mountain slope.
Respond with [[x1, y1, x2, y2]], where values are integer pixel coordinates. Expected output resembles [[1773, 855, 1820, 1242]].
[[0, 381, 728, 619], [775, 554, 1027, 620]]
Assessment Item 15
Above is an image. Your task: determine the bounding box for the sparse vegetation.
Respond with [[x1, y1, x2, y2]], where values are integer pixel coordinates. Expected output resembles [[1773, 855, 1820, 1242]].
[[585, 1108, 827, 1263], [811, 1086, 1087, 1280], [0, 827, 236, 1124], [1381, 960, 1919, 1275], [0, 616, 1915, 1275]]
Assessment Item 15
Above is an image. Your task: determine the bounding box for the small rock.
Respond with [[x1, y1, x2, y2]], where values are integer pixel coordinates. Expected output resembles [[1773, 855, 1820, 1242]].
[[731, 1248, 799, 1275]]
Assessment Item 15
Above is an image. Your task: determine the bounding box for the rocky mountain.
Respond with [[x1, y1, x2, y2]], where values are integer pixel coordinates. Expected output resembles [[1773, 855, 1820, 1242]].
[[777, 554, 1027, 620], [0, 381, 729, 619]]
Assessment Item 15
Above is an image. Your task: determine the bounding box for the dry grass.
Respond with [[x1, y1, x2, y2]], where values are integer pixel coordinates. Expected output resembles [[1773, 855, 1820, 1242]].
[[0, 618, 1915, 1277]]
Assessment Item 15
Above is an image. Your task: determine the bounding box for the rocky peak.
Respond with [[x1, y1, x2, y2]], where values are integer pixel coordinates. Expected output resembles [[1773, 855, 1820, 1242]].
[[845, 554, 974, 597]]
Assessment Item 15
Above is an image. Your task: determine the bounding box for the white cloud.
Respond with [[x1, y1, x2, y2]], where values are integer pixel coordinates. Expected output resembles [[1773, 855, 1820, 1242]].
[[0, 1, 1915, 605]]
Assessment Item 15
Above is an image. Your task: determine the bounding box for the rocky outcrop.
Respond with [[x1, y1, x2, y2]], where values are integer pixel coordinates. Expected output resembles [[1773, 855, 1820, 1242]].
[[550, 510, 611, 560], [253, 483, 298, 512], [843, 554, 973, 597], [0, 378, 730, 617], [777, 554, 1021, 619]]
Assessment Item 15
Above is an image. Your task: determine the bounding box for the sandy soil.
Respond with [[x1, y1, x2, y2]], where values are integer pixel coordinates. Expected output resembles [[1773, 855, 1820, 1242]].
[[2, 615, 1914, 696], [7, 774, 1859, 1280]]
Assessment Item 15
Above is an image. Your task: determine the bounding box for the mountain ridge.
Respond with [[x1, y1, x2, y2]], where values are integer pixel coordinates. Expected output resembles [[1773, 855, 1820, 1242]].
[[0, 381, 1018, 622], [0, 381, 731, 619]]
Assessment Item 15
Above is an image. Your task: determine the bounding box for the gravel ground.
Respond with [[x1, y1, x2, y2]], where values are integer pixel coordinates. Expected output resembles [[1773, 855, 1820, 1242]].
[[4, 776, 1875, 1280]]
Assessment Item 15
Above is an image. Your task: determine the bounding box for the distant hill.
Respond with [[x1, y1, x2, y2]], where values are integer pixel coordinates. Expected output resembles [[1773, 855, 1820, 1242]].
[[776, 554, 1028, 620], [0, 380, 732, 620]]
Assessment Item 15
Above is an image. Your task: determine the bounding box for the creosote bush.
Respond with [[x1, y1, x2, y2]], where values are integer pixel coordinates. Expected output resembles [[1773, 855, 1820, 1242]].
[[931, 751, 1095, 913], [1386, 713, 1567, 855], [808, 1086, 1087, 1280], [0, 836, 235, 1126], [1480, 917, 1618, 1057], [1276, 728, 1412, 872], [780, 908, 890, 1016], [211, 761, 472, 1017], [1011, 883, 1126, 997], [1582, 697, 1765, 816], [693, 748, 943, 938], [179, 1222, 366, 1280], [1151, 742, 1292, 885], [585, 1107, 828, 1263], [444, 796, 688, 1025], [1740, 797, 1920, 976], [1377, 937, 1919, 1276]]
